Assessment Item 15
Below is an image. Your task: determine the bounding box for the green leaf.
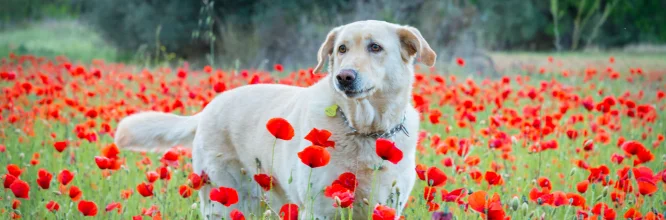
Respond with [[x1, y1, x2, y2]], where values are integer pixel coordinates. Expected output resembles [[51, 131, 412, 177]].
[[325, 104, 338, 117]]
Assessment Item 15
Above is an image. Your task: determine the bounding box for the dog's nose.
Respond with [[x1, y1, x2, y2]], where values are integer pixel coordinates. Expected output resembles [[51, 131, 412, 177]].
[[336, 69, 357, 87]]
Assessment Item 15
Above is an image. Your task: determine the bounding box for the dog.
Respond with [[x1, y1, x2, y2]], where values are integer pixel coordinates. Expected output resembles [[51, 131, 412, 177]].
[[114, 20, 436, 219]]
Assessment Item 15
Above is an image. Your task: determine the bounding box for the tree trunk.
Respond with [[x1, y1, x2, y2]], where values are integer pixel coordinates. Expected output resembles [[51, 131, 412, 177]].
[[550, 0, 562, 51], [585, 0, 618, 48]]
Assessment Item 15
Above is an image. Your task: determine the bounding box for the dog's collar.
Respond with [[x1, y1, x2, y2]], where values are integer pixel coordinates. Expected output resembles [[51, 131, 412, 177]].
[[337, 108, 409, 139]]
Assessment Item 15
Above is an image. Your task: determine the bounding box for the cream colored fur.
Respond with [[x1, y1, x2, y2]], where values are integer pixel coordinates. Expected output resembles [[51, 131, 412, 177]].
[[114, 20, 436, 219]]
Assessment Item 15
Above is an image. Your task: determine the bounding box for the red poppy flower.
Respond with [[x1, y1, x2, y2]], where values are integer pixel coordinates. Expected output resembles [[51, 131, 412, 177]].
[[537, 177, 551, 190], [279, 203, 298, 220], [610, 153, 624, 164], [46, 201, 60, 212], [53, 141, 68, 152], [566, 193, 586, 207], [468, 191, 505, 220], [441, 188, 467, 203], [587, 165, 610, 182], [120, 189, 133, 200], [427, 201, 440, 212], [332, 190, 355, 208], [85, 109, 98, 118], [178, 185, 193, 198], [37, 168, 52, 189], [7, 164, 22, 177], [212, 81, 226, 93], [253, 173, 274, 191], [429, 109, 442, 124], [633, 167, 658, 196], [328, 172, 358, 192], [304, 128, 335, 148], [485, 171, 504, 186], [375, 138, 403, 164], [456, 57, 465, 67], [266, 118, 294, 140], [57, 169, 74, 185], [591, 202, 616, 220], [105, 202, 122, 213], [161, 149, 180, 167], [11, 199, 20, 209], [146, 171, 159, 183], [576, 180, 589, 193], [274, 64, 284, 72], [78, 200, 98, 216], [136, 182, 153, 197], [624, 208, 641, 219], [424, 186, 437, 202], [188, 172, 208, 190], [4, 174, 17, 188], [94, 156, 111, 169], [415, 164, 427, 180], [323, 172, 357, 208], [69, 185, 83, 201], [157, 166, 171, 180], [372, 204, 396, 220], [424, 166, 447, 187], [230, 209, 245, 220], [209, 186, 239, 207], [10, 179, 30, 199], [141, 205, 160, 216], [297, 145, 330, 168]]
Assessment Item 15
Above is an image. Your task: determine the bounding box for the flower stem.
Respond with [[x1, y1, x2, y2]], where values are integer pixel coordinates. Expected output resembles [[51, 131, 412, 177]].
[[366, 161, 382, 220], [267, 138, 277, 213], [305, 168, 313, 219]]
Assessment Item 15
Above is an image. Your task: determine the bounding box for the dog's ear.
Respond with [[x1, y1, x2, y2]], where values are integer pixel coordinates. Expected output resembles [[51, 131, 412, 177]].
[[314, 26, 342, 74], [397, 26, 437, 67]]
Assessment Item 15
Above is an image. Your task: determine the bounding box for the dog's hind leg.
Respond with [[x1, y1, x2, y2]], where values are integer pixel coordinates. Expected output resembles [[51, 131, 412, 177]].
[[193, 124, 260, 219]]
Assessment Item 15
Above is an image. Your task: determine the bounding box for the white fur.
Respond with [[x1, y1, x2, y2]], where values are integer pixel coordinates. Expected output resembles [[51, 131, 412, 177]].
[[114, 20, 436, 219]]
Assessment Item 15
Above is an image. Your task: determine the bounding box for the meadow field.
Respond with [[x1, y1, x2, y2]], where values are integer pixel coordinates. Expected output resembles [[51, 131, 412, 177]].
[[0, 51, 665, 220]]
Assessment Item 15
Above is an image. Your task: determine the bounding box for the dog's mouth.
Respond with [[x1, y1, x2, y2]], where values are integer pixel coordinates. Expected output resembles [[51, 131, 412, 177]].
[[342, 86, 375, 98]]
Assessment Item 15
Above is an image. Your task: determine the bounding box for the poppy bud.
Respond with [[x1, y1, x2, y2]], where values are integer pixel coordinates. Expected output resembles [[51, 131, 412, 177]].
[[602, 186, 608, 197], [626, 170, 633, 179], [510, 196, 520, 211], [191, 203, 197, 210], [288, 172, 293, 184], [395, 187, 400, 194], [19, 153, 24, 158], [240, 168, 246, 175], [520, 203, 529, 211], [263, 210, 271, 218], [661, 154, 666, 162], [569, 168, 576, 176], [363, 198, 369, 205], [391, 180, 397, 187], [334, 196, 342, 207]]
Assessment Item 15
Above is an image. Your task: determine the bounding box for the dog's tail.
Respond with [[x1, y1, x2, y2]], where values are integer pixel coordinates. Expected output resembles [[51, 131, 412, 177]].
[[114, 111, 200, 151]]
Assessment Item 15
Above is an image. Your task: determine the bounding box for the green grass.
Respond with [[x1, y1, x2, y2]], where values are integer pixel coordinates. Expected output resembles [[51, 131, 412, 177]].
[[1, 43, 665, 219], [0, 20, 126, 63]]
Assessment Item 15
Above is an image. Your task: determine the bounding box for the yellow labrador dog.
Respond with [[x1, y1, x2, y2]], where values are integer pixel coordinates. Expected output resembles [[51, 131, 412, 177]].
[[114, 20, 435, 219]]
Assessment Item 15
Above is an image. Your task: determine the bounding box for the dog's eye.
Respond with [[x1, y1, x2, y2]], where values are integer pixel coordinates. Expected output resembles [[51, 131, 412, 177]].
[[338, 45, 347, 54], [368, 43, 382, 52]]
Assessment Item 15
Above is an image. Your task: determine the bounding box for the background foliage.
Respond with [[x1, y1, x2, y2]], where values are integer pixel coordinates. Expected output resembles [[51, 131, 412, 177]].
[[2, 0, 665, 66]]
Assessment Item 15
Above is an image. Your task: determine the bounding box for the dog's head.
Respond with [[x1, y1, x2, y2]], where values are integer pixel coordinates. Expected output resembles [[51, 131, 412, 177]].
[[314, 20, 436, 99]]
